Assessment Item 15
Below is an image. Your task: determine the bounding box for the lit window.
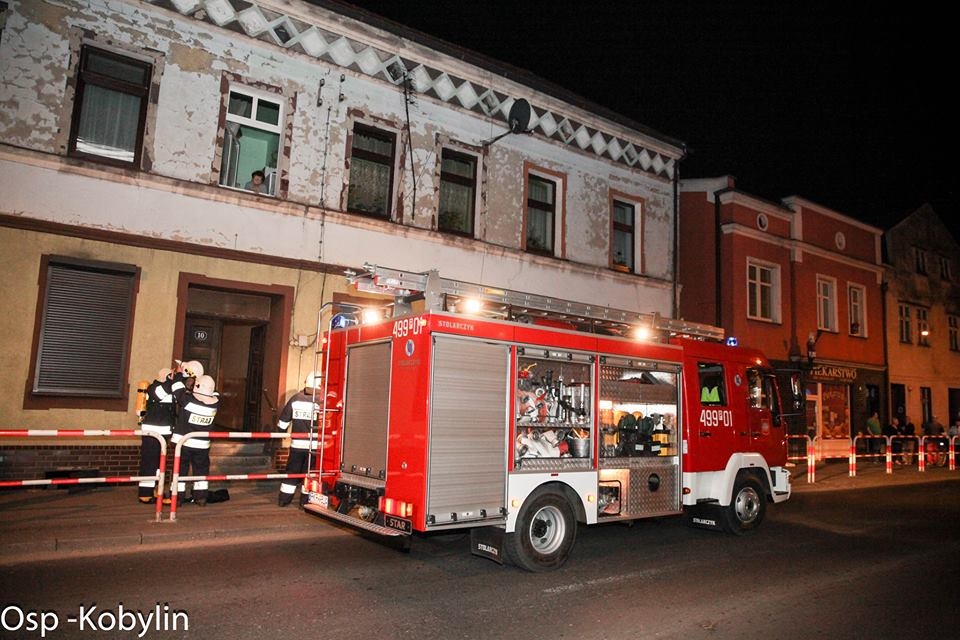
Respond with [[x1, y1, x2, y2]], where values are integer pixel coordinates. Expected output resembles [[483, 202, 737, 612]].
[[69, 46, 151, 167], [917, 308, 930, 346], [747, 260, 780, 322], [816, 276, 837, 332], [347, 124, 396, 218], [218, 86, 283, 197], [848, 284, 866, 336], [611, 200, 635, 272], [525, 174, 556, 255], [438, 149, 477, 236]]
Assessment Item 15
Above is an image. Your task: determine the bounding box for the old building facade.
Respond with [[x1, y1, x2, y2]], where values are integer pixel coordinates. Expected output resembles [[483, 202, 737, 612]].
[[0, 0, 684, 475], [883, 204, 960, 433], [679, 178, 886, 459]]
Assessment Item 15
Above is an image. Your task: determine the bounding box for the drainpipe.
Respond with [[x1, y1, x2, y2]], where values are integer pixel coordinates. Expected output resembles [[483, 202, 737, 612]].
[[672, 161, 681, 319], [712, 183, 735, 329]]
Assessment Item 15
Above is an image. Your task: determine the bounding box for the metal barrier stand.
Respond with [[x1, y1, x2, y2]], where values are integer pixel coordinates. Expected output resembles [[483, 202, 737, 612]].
[[0, 429, 167, 522]]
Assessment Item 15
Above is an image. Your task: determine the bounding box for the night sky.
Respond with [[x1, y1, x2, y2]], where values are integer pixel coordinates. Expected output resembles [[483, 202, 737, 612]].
[[336, 1, 956, 241]]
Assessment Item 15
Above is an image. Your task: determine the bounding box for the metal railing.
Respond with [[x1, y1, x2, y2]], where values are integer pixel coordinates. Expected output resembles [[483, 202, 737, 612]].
[[0, 429, 167, 522]]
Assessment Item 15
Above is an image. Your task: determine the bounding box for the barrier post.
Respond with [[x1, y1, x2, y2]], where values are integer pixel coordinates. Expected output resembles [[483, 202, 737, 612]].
[[885, 435, 893, 474], [951, 436, 956, 471], [807, 436, 815, 483], [919, 436, 926, 472], [849, 436, 857, 477]]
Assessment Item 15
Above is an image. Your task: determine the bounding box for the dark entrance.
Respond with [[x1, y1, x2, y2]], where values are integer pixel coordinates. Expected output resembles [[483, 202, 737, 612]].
[[180, 287, 277, 431]]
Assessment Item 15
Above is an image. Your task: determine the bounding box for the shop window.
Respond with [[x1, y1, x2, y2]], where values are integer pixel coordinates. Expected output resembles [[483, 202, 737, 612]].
[[747, 259, 780, 322], [816, 275, 837, 332], [218, 86, 283, 196], [848, 283, 866, 336], [347, 124, 396, 218], [31, 256, 138, 399], [898, 303, 912, 343], [611, 200, 635, 272], [525, 173, 556, 255], [438, 149, 477, 236], [697, 363, 726, 406], [68, 45, 151, 167]]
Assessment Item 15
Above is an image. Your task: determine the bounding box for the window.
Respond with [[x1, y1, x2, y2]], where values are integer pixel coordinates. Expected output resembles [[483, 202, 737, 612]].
[[848, 284, 866, 336], [32, 256, 137, 399], [917, 308, 930, 347], [698, 363, 726, 406], [914, 247, 928, 275], [218, 86, 283, 197], [747, 260, 780, 322], [898, 304, 912, 343], [438, 149, 477, 236], [525, 174, 556, 255], [347, 124, 396, 218], [611, 200, 635, 272], [940, 256, 952, 281], [949, 315, 959, 352], [69, 45, 151, 167], [816, 276, 837, 332]]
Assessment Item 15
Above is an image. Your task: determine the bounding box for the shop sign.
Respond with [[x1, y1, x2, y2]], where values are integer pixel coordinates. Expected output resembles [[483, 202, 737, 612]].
[[808, 364, 857, 382]]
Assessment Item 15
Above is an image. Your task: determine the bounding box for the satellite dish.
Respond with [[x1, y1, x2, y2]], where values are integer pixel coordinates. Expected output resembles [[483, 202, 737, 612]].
[[481, 97, 533, 146], [508, 98, 531, 133]]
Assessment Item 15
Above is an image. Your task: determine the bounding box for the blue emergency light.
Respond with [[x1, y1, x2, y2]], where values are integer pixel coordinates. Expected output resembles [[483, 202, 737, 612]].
[[725, 336, 738, 347]]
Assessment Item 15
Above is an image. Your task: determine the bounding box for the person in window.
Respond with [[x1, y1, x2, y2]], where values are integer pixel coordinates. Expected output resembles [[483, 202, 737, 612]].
[[245, 169, 266, 194]]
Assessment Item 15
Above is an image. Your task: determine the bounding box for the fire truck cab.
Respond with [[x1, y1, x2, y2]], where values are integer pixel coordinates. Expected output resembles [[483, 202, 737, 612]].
[[302, 266, 792, 571]]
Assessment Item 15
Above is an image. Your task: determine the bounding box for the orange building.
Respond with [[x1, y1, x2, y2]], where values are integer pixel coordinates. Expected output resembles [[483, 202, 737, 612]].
[[679, 177, 885, 458]]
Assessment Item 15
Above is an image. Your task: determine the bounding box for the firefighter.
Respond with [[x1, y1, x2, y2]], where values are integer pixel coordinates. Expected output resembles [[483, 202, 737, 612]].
[[276, 372, 333, 507], [137, 367, 175, 504], [171, 373, 219, 506]]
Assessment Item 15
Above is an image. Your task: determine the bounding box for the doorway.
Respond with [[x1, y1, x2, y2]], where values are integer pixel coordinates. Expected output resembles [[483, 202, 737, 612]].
[[174, 275, 293, 432]]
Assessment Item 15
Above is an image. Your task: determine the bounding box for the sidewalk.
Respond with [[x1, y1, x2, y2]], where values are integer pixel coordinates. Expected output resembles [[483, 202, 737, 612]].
[[0, 482, 327, 565], [1, 463, 957, 564]]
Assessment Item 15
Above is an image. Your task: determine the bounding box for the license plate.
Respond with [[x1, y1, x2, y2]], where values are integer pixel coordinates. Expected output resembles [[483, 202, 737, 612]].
[[308, 491, 328, 508], [383, 514, 412, 534]]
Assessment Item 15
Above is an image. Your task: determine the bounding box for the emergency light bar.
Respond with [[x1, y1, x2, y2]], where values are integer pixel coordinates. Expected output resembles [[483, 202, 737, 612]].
[[347, 264, 725, 342]]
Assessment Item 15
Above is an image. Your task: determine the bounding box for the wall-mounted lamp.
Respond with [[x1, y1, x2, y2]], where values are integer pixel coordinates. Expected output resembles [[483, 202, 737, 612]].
[[806, 330, 824, 365]]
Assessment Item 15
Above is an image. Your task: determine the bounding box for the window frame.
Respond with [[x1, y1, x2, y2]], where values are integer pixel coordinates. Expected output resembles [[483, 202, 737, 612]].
[[610, 199, 636, 273], [914, 247, 928, 275], [847, 283, 867, 337], [939, 256, 952, 281], [746, 258, 780, 323], [524, 172, 558, 256], [949, 315, 959, 352], [25, 255, 139, 411], [218, 83, 285, 197], [816, 275, 838, 332], [347, 123, 397, 219], [898, 303, 912, 344], [916, 307, 930, 347], [68, 44, 152, 169], [437, 147, 478, 237]]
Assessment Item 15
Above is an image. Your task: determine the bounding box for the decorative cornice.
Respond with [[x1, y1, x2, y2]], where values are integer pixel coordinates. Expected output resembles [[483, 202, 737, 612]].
[[147, 0, 678, 179]]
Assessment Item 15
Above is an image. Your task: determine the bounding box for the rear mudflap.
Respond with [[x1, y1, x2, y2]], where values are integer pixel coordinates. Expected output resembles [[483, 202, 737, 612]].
[[470, 526, 505, 565]]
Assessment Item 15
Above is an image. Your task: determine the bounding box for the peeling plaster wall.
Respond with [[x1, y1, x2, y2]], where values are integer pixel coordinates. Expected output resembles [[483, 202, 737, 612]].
[[1, 0, 680, 315]]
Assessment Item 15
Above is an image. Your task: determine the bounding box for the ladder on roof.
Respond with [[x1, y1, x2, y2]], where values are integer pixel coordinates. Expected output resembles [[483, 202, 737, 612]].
[[346, 263, 724, 341]]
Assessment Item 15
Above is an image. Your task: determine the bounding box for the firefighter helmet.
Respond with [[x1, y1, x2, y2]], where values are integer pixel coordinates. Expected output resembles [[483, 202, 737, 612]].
[[182, 360, 204, 378], [193, 375, 216, 398], [157, 368, 173, 382], [305, 371, 323, 388]]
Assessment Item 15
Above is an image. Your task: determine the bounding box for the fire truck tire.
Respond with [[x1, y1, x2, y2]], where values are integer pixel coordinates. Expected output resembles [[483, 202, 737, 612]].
[[505, 490, 577, 572], [721, 477, 766, 535]]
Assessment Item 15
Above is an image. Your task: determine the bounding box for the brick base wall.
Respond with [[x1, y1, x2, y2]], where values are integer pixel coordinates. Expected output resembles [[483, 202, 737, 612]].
[[0, 445, 141, 481]]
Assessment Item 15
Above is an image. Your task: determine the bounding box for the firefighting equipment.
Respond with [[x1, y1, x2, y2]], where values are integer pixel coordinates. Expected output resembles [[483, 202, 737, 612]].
[[305, 371, 323, 388], [181, 360, 204, 378], [136, 380, 149, 416]]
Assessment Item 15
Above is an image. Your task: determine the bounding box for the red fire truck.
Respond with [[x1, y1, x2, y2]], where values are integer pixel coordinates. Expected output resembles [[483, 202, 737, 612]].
[[303, 266, 792, 571]]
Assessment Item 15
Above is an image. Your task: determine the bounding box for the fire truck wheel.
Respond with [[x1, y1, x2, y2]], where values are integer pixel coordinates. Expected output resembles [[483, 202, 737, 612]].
[[505, 490, 577, 572], [721, 477, 766, 535]]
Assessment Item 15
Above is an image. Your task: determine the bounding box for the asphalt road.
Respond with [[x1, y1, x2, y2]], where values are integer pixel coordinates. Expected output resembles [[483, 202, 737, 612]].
[[2, 480, 958, 640]]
